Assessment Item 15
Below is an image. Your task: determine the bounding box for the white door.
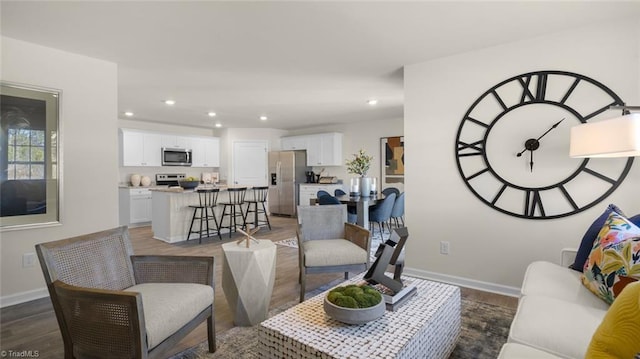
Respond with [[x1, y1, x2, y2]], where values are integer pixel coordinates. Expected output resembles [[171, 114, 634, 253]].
[[232, 140, 268, 186]]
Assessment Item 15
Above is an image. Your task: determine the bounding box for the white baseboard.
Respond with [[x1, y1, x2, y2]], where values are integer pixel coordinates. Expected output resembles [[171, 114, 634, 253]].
[[404, 267, 521, 298], [0, 287, 49, 308]]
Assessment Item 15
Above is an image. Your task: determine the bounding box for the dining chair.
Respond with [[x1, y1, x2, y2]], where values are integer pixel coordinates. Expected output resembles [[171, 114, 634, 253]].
[[381, 187, 400, 198], [318, 195, 357, 224], [35, 226, 216, 359], [368, 192, 396, 238], [390, 192, 405, 227], [316, 190, 331, 198], [334, 188, 347, 196], [296, 205, 370, 302]]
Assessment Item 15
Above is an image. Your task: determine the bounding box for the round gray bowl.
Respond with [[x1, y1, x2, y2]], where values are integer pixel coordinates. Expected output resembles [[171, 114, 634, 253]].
[[179, 180, 200, 189], [323, 296, 385, 325]]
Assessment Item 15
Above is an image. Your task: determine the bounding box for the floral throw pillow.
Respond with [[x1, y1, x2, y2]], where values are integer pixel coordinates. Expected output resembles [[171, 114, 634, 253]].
[[581, 211, 640, 304]]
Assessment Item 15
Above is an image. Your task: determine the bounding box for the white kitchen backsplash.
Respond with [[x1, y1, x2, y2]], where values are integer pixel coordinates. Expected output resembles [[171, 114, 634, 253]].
[[118, 167, 219, 186]]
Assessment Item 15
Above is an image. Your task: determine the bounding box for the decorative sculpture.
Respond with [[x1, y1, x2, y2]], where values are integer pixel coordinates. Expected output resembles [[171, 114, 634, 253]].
[[364, 227, 409, 293], [236, 227, 260, 248]]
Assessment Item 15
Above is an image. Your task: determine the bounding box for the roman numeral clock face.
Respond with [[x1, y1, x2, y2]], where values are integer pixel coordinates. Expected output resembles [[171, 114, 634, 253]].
[[455, 70, 633, 219]]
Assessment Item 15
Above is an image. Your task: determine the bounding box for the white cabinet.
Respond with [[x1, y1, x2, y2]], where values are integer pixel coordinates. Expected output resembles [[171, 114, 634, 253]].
[[282, 132, 343, 166], [161, 135, 191, 149], [120, 128, 219, 168], [120, 129, 162, 167], [191, 137, 220, 167], [299, 184, 345, 206], [305, 133, 343, 166], [305, 135, 322, 166], [281, 136, 308, 150], [119, 188, 153, 226]]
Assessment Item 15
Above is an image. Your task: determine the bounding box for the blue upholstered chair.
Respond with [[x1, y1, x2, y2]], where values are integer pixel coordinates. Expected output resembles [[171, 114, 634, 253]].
[[381, 187, 400, 198], [316, 190, 331, 198], [368, 193, 396, 238], [390, 192, 405, 227], [334, 189, 347, 196], [318, 195, 357, 224]]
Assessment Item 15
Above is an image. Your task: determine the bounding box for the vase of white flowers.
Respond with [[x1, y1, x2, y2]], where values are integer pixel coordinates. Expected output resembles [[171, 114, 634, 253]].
[[346, 149, 374, 197]]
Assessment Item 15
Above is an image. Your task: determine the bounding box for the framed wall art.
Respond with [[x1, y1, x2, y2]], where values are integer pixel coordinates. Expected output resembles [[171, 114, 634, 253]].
[[380, 136, 404, 191], [1, 82, 60, 229]]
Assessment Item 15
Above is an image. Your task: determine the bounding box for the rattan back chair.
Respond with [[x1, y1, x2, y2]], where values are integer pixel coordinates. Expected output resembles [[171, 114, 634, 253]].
[[36, 226, 216, 359]]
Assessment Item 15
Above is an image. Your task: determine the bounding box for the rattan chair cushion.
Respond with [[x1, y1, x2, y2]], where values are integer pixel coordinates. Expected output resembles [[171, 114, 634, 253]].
[[303, 239, 368, 267], [125, 283, 213, 349]]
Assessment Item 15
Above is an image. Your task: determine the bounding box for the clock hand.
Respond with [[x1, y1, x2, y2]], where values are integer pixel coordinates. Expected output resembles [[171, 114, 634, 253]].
[[529, 149, 534, 172], [535, 118, 565, 142], [516, 118, 565, 157]]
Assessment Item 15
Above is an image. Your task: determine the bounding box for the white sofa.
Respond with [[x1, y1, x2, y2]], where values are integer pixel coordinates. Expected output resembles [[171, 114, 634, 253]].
[[498, 249, 610, 359]]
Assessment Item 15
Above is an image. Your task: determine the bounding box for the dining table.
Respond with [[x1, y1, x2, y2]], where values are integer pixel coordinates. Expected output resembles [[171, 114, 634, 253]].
[[334, 193, 385, 228]]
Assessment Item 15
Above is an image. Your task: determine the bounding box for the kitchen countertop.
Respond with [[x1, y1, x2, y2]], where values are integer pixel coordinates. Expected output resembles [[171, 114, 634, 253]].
[[119, 185, 168, 189], [150, 185, 231, 193]]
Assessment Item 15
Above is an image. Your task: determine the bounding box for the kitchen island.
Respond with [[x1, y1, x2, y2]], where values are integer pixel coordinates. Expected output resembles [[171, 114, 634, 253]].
[[151, 186, 234, 243]]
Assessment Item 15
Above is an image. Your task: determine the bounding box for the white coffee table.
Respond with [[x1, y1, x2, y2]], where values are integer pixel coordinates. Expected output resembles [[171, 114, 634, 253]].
[[222, 239, 277, 326], [258, 274, 461, 358]]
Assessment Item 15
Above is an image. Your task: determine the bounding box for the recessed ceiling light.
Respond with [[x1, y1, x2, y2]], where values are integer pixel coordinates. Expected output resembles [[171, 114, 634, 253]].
[[164, 100, 176, 105], [124, 111, 134, 117], [260, 115, 268, 121], [215, 123, 222, 128], [208, 112, 217, 117], [367, 99, 378, 105]]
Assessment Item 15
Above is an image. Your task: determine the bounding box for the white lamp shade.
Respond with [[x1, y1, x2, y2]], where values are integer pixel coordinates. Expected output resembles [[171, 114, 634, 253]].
[[570, 113, 640, 158]]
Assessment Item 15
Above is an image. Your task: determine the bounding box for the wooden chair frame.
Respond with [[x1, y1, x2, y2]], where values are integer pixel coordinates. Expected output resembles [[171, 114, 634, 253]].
[[296, 205, 371, 302], [36, 226, 215, 359]]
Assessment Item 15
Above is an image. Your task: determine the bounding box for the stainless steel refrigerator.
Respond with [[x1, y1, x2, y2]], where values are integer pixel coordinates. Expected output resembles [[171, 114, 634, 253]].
[[268, 151, 308, 216]]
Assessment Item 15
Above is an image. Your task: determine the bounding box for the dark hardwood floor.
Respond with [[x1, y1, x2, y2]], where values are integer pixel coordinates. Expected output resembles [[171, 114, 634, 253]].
[[0, 216, 518, 358]]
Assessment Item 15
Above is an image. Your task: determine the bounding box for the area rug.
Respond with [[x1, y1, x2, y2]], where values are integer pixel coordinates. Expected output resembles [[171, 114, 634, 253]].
[[170, 288, 515, 359], [273, 237, 298, 248]]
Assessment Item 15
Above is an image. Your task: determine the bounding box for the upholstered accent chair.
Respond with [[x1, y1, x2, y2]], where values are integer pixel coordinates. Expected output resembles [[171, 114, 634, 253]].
[[296, 205, 371, 302], [318, 194, 357, 224], [35, 226, 215, 359]]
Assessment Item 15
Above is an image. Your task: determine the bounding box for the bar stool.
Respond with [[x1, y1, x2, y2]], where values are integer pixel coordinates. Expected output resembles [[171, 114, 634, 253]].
[[186, 188, 221, 243], [218, 187, 247, 238], [243, 186, 271, 230]]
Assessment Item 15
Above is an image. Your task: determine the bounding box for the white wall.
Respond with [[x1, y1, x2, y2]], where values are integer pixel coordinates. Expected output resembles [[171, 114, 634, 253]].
[[404, 19, 640, 295], [1, 37, 119, 306]]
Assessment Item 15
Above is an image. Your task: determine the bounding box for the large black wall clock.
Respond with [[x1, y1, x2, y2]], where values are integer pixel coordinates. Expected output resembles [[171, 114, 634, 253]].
[[455, 70, 633, 220]]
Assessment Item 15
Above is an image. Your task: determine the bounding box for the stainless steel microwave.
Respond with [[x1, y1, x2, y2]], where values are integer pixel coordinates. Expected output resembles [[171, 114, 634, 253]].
[[162, 147, 192, 166]]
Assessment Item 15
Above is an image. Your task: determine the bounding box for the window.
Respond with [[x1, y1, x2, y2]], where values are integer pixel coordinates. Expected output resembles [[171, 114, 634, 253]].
[[7, 128, 46, 180], [1, 83, 60, 229]]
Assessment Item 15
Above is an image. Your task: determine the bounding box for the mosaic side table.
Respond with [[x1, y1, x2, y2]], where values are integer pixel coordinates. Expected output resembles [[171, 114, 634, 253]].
[[258, 274, 460, 358], [222, 239, 277, 326]]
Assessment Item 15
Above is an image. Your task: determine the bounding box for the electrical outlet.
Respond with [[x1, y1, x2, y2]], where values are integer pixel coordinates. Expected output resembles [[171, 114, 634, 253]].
[[22, 252, 37, 268], [440, 241, 450, 255]]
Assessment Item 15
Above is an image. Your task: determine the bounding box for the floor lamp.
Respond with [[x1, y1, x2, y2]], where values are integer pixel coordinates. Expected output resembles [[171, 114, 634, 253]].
[[570, 106, 640, 158]]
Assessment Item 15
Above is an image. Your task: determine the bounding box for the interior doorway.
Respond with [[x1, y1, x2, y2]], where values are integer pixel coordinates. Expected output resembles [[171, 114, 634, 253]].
[[232, 140, 268, 186]]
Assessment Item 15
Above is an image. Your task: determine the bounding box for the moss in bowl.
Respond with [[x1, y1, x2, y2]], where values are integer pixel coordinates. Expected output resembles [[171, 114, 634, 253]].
[[323, 284, 385, 324]]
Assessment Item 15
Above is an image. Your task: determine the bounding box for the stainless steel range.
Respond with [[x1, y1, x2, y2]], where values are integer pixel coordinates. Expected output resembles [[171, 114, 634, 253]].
[[156, 173, 186, 186]]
